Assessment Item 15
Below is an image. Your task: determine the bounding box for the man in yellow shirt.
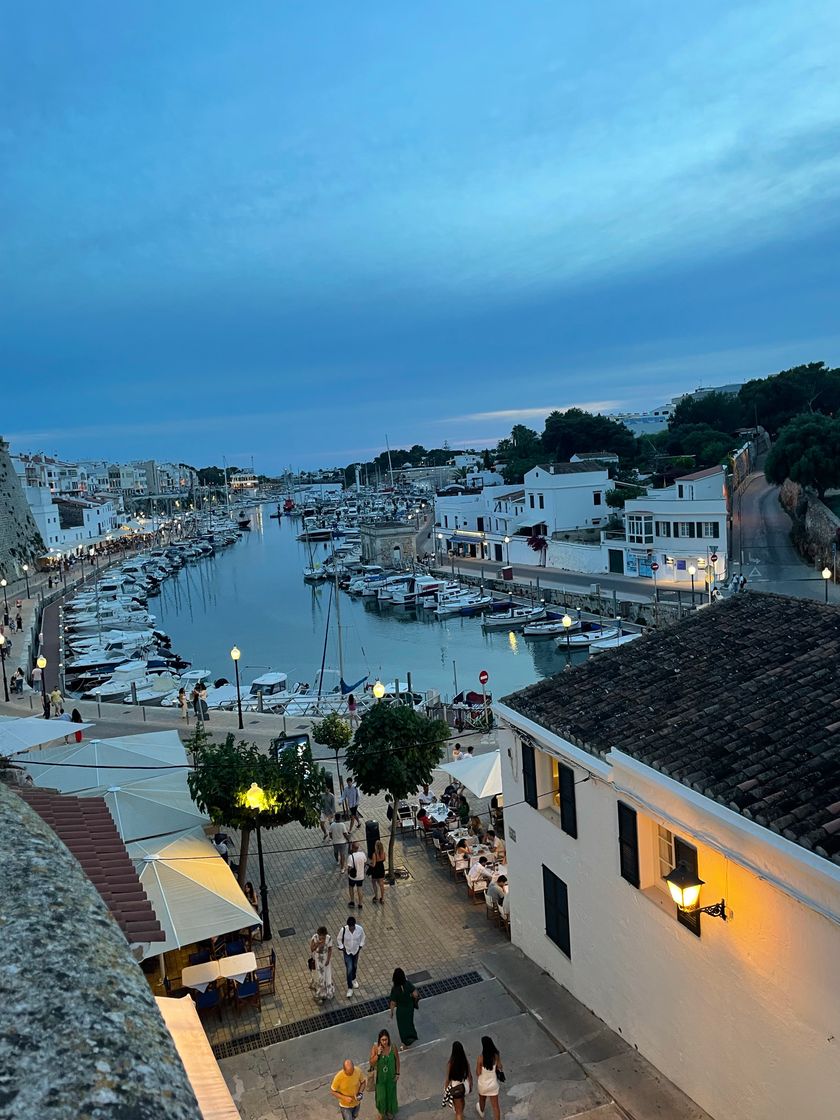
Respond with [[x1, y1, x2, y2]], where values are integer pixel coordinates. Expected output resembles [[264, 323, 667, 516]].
[[330, 1059, 365, 1119]]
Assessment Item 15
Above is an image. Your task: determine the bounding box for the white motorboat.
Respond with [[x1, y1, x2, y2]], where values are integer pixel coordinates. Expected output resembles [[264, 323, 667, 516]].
[[81, 661, 167, 699], [376, 575, 413, 603], [554, 625, 621, 649], [589, 632, 642, 653], [434, 592, 493, 617], [391, 574, 450, 605], [523, 618, 582, 638], [481, 605, 546, 631], [302, 564, 328, 582]]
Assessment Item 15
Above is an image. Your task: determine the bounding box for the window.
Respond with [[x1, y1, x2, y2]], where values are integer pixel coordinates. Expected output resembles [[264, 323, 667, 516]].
[[542, 866, 571, 957], [675, 521, 696, 538], [551, 759, 577, 838], [476, 517, 485, 531], [522, 741, 538, 809], [617, 802, 640, 887], [594, 491, 602, 506], [443, 516, 448, 528], [701, 522, 720, 539], [627, 514, 653, 545], [674, 837, 701, 936], [677, 484, 684, 498], [655, 520, 671, 537], [657, 825, 674, 882], [538, 494, 544, 509]]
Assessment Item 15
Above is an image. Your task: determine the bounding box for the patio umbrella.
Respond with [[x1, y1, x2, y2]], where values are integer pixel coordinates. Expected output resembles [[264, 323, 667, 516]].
[[437, 750, 503, 798], [129, 828, 260, 955], [73, 771, 209, 843], [13, 730, 188, 792], [0, 715, 95, 757]]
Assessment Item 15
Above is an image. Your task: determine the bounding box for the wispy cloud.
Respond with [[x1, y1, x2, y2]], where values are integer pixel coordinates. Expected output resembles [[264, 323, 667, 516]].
[[441, 402, 623, 425]]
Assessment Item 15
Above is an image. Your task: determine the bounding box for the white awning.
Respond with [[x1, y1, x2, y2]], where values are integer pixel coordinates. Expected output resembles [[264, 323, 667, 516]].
[[0, 715, 95, 758], [437, 750, 503, 798], [156, 997, 241, 1120]]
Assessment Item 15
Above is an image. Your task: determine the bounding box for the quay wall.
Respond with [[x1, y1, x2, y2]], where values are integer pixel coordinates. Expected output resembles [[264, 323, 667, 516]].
[[0, 437, 44, 577], [779, 480, 840, 573]]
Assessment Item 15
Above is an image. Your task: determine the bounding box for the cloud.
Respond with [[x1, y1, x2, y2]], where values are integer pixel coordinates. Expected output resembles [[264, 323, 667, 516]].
[[441, 403, 623, 425]]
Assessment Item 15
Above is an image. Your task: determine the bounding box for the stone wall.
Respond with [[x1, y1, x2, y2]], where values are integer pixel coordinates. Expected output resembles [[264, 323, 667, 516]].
[[0, 436, 44, 576], [360, 522, 417, 567], [779, 479, 840, 569]]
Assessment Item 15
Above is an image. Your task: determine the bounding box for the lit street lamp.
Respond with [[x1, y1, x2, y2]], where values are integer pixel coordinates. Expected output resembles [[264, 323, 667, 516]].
[[0, 634, 9, 702], [239, 782, 273, 940], [688, 565, 696, 606], [503, 535, 511, 565], [561, 613, 573, 660], [372, 679, 386, 700], [436, 532, 443, 564], [822, 567, 832, 603], [22, 564, 31, 598], [665, 861, 727, 921], [0, 578, 7, 612], [231, 645, 244, 730], [37, 654, 48, 715]]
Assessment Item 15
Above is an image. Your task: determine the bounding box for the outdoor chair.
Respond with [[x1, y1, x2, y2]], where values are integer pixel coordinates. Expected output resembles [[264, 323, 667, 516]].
[[233, 977, 261, 1014], [211, 940, 227, 960], [194, 985, 222, 1021], [397, 803, 417, 836], [485, 895, 500, 925], [188, 949, 211, 965], [226, 938, 245, 956], [255, 949, 276, 994], [163, 976, 191, 999], [453, 857, 469, 882], [432, 836, 445, 862], [467, 877, 487, 903]]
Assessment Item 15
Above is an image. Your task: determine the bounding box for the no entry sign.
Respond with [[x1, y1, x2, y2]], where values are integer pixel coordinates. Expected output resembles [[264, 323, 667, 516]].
[[651, 562, 660, 572], [478, 670, 489, 685]]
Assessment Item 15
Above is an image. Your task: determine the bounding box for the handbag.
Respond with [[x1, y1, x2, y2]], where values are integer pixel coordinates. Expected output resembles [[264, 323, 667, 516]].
[[450, 1082, 466, 1100], [366, 1064, 377, 1092], [307, 956, 316, 971], [497, 1070, 506, 1083]]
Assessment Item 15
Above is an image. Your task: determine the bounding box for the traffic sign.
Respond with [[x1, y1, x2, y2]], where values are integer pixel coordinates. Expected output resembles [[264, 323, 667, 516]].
[[651, 562, 659, 572], [478, 670, 489, 685], [710, 553, 718, 563]]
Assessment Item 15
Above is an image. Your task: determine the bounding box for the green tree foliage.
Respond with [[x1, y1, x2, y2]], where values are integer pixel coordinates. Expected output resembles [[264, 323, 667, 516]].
[[187, 731, 325, 885], [764, 413, 840, 498], [312, 711, 352, 792], [740, 362, 840, 436], [665, 423, 734, 467], [542, 408, 635, 463], [497, 425, 543, 483], [344, 704, 448, 879], [669, 391, 745, 434], [605, 484, 646, 509]]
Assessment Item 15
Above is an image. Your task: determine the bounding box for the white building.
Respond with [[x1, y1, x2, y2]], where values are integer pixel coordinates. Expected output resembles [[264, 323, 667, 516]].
[[464, 468, 505, 490], [608, 466, 728, 586], [108, 463, 147, 496], [11, 453, 91, 496], [494, 593, 840, 1120]]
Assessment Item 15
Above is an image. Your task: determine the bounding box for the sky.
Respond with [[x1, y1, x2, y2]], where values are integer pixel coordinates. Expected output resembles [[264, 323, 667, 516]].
[[3, 1, 840, 471]]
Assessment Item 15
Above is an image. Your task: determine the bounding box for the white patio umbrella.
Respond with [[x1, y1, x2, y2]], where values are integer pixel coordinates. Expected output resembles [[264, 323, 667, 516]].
[[129, 828, 260, 954], [0, 715, 95, 757], [437, 750, 503, 798], [13, 730, 188, 792], [73, 771, 209, 843]]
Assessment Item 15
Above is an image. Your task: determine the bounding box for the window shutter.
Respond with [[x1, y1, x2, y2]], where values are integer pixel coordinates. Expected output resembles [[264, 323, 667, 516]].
[[522, 741, 538, 809], [617, 802, 640, 888], [558, 763, 577, 838], [674, 837, 701, 936], [542, 866, 571, 958]]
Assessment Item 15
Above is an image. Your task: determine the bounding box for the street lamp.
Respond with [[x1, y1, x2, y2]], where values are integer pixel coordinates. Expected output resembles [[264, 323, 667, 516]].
[[372, 679, 386, 700], [36, 654, 48, 713], [239, 782, 273, 940], [0, 578, 7, 611], [22, 564, 31, 598], [0, 634, 9, 702], [231, 645, 244, 729], [436, 532, 443, 564], [561, 613, 573, 660], [664, 861, 727, 921], [503, 536, 511, 565], [688, 565, 696, 606], [822, 567, 832, 603]]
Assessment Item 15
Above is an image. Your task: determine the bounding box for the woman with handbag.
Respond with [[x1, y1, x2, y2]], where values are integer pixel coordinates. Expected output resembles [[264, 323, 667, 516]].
[[475, 1035, 504, 1119], [370, 839, 387, 904], [309, 926, 335, 1001], [368, 1028, 399, 1120], [443, 1040, 472, 1117]]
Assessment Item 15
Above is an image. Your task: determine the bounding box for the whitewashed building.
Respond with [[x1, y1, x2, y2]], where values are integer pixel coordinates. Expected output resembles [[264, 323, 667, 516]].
[[494, 593, 840, 1120]]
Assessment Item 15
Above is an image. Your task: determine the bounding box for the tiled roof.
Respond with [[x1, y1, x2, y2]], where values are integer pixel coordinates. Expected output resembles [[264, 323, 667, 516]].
[[534, 462, 605, 475], [501, 593, 840, 865], [16, 787, 165, 943], [677, 465, 725, 481]]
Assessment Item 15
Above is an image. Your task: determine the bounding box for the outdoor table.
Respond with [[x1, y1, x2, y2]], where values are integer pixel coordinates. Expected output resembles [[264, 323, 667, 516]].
[[427, 802, 451, 823], [182, 960, 221, 993], [219, 951, 256, 983]]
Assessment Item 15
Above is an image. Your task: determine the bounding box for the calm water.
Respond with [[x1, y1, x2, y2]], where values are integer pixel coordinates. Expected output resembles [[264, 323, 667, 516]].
[[152, 508, 583, 701]]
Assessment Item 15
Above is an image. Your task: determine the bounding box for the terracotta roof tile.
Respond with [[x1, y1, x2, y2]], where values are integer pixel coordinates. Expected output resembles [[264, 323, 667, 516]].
[[16, 788, 165, 943], [501, 593, 840, 866]]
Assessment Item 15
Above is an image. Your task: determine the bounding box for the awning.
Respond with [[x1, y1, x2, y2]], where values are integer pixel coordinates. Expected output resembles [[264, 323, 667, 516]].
[[156, 997, 241, 1120], [74, 771, 210, 844], [13, 730, 188, 791], [437, 750, 503, 798], [0, 715, 95, 758]]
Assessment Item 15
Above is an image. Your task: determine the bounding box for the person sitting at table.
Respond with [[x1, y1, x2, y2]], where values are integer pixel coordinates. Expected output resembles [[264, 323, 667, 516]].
[[483, 829, 499, 853], [417, 783, 434, 808], [486, 875, 507, 909], [452, 744, 463, 761], [468, 816, 483, 838], [458, 796, 470, 828], [442, 781, 460, 805], [454, 838, 470, 858], [467, 857, 493, 887]]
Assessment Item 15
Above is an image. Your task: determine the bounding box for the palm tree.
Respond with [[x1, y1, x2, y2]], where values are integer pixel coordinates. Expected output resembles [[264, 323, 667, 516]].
[[527, 533, 548, 567]]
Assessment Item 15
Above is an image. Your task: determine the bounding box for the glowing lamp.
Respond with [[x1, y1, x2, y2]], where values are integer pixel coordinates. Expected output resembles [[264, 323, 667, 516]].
[[37, 655, 47, 671], [372, 680, 386, 699], [688, 565, 696, 577], [240, 782, 270, 811], [664, 861, 727, 921], [822, 568, 831, 580], [561, 614, 573, 630], [230, 646, 241, 661]]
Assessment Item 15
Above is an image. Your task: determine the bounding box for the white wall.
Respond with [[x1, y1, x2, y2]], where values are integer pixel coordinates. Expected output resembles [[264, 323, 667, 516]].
[[496, 713, 840, 1120], [525, 466, 610, 532]]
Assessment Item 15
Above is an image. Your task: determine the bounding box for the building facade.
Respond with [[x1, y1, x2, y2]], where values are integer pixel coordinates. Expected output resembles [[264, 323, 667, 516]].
[[494, 594, 840, 1120]]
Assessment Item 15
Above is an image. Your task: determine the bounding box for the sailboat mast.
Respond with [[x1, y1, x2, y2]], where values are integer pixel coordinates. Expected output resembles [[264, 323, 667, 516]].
[[385, 434, 394, 490], [334, 549, 346, 687], [223, 456, 231, 519]]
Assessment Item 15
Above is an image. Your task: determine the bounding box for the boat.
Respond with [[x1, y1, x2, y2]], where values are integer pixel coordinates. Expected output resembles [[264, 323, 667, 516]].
[[481, 605, 546, 631], [523, 618, 583, 638], [303, 564, 328, 582], [434, 592, 492, 617], [554, 624, 621, 649], [391, 574, 449, 605], [457, 595, 495, 617], [589, 632, 642, 653], [237, 516, 251, 530]]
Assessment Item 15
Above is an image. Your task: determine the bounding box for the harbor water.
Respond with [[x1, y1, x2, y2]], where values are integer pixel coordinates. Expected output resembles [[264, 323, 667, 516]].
[[153, 508, 586, 701]]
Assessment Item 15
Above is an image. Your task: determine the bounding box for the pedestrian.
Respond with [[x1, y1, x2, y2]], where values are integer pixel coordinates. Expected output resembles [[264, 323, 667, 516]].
[[368, 1028, 400, 1120], [12, 667, 24, 694], [330, 1059, 365, 1120], [320, 784, 336, 839], [213, 833, 229, 863], [330, 812, 350, 872], [347, 692, 359, 730], [388, 967, 419, 1049], [177, 687, 190, 722], [309, 925, 335, 1001], [346, 841, 367, 909], [50, 687, 63, 717], [452, 744, 463, 761], [15, 612, 22, 633], [370, 839, 386, 904], [30, 663, 42, 694], [475, 1035, 504, 1120], [341, 777, 361, 832], [337, 915, 365, 998], [443, 1040, 472, 1117], [70, 708, 84, 743], [57, 707, 72, 744], [466, 744, 475, 758]]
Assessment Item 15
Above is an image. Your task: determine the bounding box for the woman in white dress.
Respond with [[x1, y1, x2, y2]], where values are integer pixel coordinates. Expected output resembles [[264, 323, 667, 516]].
[[309, 926, 335, 1001], [475, 1035, 503, 1119]]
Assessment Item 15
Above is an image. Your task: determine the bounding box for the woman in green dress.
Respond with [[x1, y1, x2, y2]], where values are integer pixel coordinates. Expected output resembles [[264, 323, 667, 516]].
[[369, 1028, 400, 1120], [388, 967, 419, 1049]]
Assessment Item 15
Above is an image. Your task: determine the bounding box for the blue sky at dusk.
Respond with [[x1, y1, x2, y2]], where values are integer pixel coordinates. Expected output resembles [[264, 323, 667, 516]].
[[3, 1, 840, 470]]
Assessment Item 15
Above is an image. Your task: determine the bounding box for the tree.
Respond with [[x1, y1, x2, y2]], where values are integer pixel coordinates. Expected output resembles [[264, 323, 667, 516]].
[[187, 731, 325, 885], [527, 533, 548, 566], [312, 712, 351, 793], [605, 484, 646, 509], [497, 425, 543, 483], [669, 391, 745, 434], [542, 408, 635, 463], [739, 362, 840, 436], [344, 704, 448, 880], [764, 413, 840, 498]]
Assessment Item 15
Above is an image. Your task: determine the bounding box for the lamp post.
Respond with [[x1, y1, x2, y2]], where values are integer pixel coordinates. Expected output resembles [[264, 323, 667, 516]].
[[0, 578, 7, 612], [37, 654, 48, 715], [822, 567, 832, 603], [561, 613, 573, 661], [688, 565, 696, 607], [372, 679, 386, 702], [240, 782, 273, 940], [0, 634, 9, 703], [436, 532, 443, 565], [664, 861, 727, 921], [503, 535, 511, 565], [22, 564, 31, 598], [231, 645, 244, 729]]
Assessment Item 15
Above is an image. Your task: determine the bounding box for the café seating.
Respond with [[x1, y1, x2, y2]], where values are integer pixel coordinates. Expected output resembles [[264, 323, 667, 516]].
[[485, 895, 500, 925], [255, 949, 276, 994], [397, 802, 417, 835], [233, 977, 261, 1014], [189, 949, 211, 966], [163, 976, 191, 999], [452, 855, 469, 882], [467, 876, 487, 903], [194, 984, 222, 1020], [226, 938, 245, 956]]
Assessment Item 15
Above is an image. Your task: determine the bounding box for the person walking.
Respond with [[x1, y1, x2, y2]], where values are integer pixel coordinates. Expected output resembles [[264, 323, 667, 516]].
[[177, 687, 190, 722], [70, 708, 84, 743], [346, 842, 367, 909], [341, 778, 361, 832], [15, 612, 22, 633], [50, 687, 63, 717], [347, 692, 358, 730], [330, 812, 350, 872], [330, 1059, 365, 1120], [475, 1035, 504, 1119], [443, 1041, 472, 1118], [309, 926, 335, 1002], [369, 1028, 400, 1120], [370, 839, 386, 904], [31, 663, 42, 694], [388, 967, 419, 1049], [337, 915, 365, 998], [320, 785, 336, 839], [57, 708, 72, 743]]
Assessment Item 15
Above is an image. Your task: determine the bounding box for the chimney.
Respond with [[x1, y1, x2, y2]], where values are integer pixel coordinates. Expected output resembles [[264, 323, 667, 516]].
[[549, 464, 555, 474]]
